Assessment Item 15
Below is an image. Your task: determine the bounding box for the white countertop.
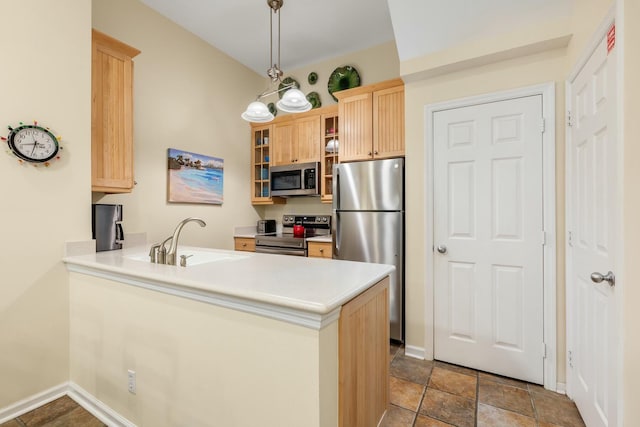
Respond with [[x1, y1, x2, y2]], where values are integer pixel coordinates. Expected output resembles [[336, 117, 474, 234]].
[[305, 235, 332, 243], [63, 246, 393, 329]]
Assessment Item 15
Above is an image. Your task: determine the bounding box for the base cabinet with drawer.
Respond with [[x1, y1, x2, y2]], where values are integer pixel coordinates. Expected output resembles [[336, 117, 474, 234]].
[[308, 241, 332, 259], [234, 237, 255, 252]]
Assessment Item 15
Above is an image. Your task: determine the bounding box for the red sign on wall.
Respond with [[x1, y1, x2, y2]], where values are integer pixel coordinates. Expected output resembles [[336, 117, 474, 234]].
[[607, 23, 616, 54]]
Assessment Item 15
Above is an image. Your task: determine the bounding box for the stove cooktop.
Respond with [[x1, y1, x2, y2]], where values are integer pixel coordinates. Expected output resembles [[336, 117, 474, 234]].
[[255, 214, 331, 250]]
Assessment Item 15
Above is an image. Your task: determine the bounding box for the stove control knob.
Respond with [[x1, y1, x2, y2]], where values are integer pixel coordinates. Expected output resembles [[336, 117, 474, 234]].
[[322, 217, 328, 222]]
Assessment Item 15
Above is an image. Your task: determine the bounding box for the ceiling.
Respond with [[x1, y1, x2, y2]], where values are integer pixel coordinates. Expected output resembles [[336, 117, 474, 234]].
[[140, 0, 573, 77], [139, 0, 396, 76]]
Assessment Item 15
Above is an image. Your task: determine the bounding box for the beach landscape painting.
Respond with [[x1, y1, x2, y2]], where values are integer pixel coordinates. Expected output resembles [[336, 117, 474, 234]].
[[167, 148, 224, 204]]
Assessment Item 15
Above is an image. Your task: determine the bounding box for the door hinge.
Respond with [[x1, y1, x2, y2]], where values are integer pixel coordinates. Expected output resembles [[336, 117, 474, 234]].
[[542, 342, 547, 358], [541, 230, 547, 246], [568, 350, 573, 368], [567, 110, 573, 127], [541, 118, 546, 133], [568, 231, 573, 247]]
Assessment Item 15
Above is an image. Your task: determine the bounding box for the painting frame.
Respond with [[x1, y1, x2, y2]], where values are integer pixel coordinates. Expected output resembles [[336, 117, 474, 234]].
[[167, 148, 224, 205]]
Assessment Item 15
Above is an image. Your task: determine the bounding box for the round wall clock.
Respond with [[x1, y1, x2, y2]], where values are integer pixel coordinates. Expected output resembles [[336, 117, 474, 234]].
[[3, 121, 62, 166]]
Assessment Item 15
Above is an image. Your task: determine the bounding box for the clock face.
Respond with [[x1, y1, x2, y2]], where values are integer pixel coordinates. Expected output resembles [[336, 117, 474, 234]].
[[8, 125, 59, 163]]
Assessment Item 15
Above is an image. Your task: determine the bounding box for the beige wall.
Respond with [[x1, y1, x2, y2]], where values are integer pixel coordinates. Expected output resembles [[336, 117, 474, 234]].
[[404, 47, 568, 377], [622, 0, 640, 424], [92, 0, 266, 249], [0, 0, 91, 408], [278, 41, 400, 109], [402, 0, 615, 388], [70, 273, 338, 426]]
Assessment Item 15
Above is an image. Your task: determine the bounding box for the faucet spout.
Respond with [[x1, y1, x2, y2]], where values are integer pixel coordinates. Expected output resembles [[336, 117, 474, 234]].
[[165, 217, 206, 265]]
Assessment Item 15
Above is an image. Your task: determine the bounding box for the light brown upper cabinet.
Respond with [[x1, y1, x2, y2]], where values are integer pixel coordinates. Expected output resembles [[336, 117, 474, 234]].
[[320, 106, 339, 203], [335, 78, 404, 162], [248, 106, 337, 205], [250, 123, 285, 205], [91, 29, 140, 193], [272, 114, 321, 166]]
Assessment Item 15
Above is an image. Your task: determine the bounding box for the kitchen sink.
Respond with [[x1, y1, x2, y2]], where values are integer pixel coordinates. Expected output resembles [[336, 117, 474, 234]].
[[124, 249, 249, 266]]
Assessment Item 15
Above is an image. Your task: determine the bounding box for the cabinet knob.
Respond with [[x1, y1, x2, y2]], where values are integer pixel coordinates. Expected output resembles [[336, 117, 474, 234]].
[[368, 152, 372, 156], [319, 248, 324, 253], [374, 151, 378, 155], [242, 243, 247, 247]]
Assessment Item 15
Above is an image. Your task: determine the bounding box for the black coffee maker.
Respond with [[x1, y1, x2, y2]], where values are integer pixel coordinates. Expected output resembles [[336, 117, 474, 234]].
[[92, 204, 124, 251]]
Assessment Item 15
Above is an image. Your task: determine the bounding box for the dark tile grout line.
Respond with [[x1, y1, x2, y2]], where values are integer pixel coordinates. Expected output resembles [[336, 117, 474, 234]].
[[531, 387, 541, 427], [475, 369, 480, 427]]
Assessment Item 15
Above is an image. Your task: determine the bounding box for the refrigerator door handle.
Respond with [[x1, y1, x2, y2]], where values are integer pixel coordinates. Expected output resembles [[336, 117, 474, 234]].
[[333, 166, 340, 210], [333, 211, 340, 257]]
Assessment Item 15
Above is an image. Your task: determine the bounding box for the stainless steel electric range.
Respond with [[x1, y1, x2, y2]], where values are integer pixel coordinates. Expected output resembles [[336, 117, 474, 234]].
[[255, 214, 331, 257]]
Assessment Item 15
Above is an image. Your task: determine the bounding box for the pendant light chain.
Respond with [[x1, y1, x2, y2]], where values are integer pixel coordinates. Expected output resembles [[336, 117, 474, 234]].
[[277, 6, 281, 77], [269, 4, 273, 74], [242, 0, 311, 122]]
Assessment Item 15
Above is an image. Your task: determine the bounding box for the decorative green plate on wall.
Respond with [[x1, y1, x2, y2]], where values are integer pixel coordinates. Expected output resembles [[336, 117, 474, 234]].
[[306, 92, 321, 109], [327, 65, 360, 101]]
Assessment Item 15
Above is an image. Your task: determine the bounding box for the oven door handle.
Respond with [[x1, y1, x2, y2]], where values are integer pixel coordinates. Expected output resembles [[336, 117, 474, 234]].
[[255, 247, 307, 257]]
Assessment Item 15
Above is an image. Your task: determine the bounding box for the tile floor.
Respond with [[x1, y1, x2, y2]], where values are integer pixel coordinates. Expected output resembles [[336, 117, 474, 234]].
[[1, 344, 585, 427], [382, 342, 586, 427], [0, 395, 104, 427]]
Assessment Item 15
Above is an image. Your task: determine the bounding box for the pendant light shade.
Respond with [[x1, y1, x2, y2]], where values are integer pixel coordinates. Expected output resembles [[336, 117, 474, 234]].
[[277, 88, 311, 113], [241, 101, 274, 123], [241, 0, 312, 122]]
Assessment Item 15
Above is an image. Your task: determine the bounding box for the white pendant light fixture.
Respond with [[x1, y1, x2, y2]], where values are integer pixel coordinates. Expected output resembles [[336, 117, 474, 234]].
[[241, 0, 311, 123]]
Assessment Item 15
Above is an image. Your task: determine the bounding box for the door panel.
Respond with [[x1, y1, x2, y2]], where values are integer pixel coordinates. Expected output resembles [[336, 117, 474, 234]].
[[568, 32, 617, 427], [492, 158, 522, 240], [448, 161, 475, 238], [433, 94, 544, 384]]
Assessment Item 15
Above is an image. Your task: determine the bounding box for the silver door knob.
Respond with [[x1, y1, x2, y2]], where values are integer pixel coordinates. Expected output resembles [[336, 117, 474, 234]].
[[436, 245, 447, 254], [590, 271, 615, 287]]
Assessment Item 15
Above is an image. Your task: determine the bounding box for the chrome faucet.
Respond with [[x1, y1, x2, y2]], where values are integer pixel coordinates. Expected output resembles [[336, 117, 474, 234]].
[[164, 217, 206, 265]]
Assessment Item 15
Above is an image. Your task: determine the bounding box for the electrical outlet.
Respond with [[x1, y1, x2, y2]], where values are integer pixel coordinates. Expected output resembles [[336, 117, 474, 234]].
[[127, 369, 136, 394]]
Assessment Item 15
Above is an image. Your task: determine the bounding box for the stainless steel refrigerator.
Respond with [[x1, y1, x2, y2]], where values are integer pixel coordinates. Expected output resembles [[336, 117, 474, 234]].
[[332, 158, 404, 341]]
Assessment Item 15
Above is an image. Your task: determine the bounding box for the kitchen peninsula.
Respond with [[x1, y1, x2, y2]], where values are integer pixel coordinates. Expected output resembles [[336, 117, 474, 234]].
[[63, 246, 393, 427]]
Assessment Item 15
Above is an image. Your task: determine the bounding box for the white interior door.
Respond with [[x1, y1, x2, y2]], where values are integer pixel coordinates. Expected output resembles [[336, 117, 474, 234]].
[[433, 95, 545, 384], [567, 31, 618, 427]]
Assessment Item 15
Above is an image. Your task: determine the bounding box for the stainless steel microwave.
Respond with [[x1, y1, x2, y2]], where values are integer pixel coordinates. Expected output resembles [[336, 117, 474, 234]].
[[270, 162, 319, 197]]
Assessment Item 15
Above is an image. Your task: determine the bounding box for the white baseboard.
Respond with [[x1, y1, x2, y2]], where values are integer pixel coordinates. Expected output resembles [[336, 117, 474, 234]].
[[404, 344, 427, 360], [67, 382, 135, 427], [0, 383, 68, 424], [555, 382, 567, 395], [0, 382, 135, 427]]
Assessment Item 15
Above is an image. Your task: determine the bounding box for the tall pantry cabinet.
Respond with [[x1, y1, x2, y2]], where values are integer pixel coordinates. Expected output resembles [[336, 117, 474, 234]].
[[91, 29, 140, 193]]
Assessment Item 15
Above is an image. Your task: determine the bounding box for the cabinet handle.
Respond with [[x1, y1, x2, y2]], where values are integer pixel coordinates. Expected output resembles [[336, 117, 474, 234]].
[[374, 150, 378, 155], [368, 152, 372, 156], [319, 248, 324, 253], [242, 243, 247, 247]]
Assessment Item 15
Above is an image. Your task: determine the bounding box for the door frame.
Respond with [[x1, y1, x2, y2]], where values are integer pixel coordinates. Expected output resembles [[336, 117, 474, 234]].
[[565, 3, 623, 416], [423, 83, 557, 390]]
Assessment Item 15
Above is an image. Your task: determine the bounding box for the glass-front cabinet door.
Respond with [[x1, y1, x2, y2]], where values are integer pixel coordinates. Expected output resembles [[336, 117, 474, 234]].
[[321, 107, 339, 203], [251, 124, 284, 205]]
